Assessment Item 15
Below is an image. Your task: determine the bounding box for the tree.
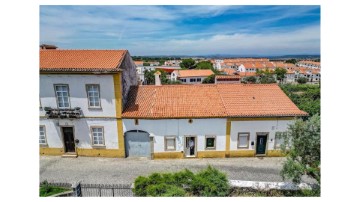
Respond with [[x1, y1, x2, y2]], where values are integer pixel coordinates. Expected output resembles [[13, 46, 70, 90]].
[[244, 76, 257, 83], [144, 69, 168, 85], [159, 59, 165, 66], [297, 77, 308, 84], [280, 114, 320, 184], [202, 74, 215, 84], [274, 67, 287, 83], [285, 59, 297, 64], [180, 58, 196, 69], [195, 61, 213, 69]]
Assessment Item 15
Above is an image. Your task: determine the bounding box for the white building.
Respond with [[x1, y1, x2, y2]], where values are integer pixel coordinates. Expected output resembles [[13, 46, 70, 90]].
[[171, 69, 214, 84], [39, 49, 137, 157], [121, 84, 307, 159]]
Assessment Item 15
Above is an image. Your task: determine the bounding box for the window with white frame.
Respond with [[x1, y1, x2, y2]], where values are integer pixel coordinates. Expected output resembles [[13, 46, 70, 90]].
[[274, 132, 285, 149], [86, 84, 101, 108], [91, 127, 105, 146], [39, 126, 47, 145], [205, 136, 216, 149], [190, 78, 196, 82], [238, 133, 249, 148], [165, 136, 176, 151], [196, 78, 201, 82], [54, 84, 70, 108]]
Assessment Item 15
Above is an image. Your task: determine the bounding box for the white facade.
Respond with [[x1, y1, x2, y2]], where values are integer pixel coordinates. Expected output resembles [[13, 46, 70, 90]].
[[230, 119, 294, 151], [40, 74, 119, 150], [40, 74, 116, 117], [178, 77, 207, 84], [123, 119, 226, 152], [39, 118, 119, 149]]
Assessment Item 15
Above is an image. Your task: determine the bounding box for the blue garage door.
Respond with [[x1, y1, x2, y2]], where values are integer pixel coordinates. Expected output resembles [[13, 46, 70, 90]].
[[125, 131, 150, 157]]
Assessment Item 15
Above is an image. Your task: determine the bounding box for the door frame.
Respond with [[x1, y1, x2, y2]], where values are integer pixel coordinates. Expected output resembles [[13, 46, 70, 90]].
[[184, 136, 197, 158], [61, 126, 76, 153], [255, 132, 269, 156]]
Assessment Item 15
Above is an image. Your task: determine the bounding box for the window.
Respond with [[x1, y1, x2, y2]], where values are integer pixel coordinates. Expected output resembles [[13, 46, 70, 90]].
[[39, 126, 47, 145], [190, 78, 196, 82], [135, 119, 139, 125], [91, 127, 105, 146], [205, 136, 216, 150], [238, 133, 249, 148], [165, 136, 176, 151], [86, 84, 101, 108], [197, 78, 201, 82], [54, 84, 70, 108], [274, 133, 284, 149]]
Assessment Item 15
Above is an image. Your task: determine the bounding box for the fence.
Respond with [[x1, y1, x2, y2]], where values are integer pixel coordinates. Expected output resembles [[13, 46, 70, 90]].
[[41, 182, 134, 197]]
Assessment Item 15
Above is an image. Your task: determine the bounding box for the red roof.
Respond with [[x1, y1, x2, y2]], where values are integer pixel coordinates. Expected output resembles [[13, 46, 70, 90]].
[[176, 69, 214, 77], [40, 50, 127, 72], [122, 84, 307, 118]]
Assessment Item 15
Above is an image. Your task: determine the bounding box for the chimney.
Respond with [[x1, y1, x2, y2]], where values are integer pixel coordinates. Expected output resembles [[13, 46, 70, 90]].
[[154, 71, 162, 86]]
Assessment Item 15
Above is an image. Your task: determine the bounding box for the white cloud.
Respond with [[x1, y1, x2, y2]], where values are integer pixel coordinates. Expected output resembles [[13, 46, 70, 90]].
[[129, 25, 320, 55]]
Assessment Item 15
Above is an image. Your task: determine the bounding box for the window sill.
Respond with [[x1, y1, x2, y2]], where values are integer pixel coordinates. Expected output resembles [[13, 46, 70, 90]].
[[92, 145, 106, 149], [88, 107, 102, 110], [237, 146, 250, 149], [40, 144, 49, 148], [205, 147, 216, 150], [164, 149, 176, 152]]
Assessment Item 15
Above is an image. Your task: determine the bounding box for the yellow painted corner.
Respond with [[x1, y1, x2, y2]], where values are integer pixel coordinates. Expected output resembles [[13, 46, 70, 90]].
[[76, 148, 123, 158], [197, 151, 226, 158], [153, 152, 183, 159], [229, 150, 255, 157], [116, 119, 125, 157], [40, 147, 64, 155], [225, 119, 231, 157], [267, 150, 285, 157], [113, 72, 122, 118]]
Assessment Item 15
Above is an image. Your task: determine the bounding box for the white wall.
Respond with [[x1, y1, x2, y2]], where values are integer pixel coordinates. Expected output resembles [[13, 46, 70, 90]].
[[40, 74, 116, 117], [39, 118, 119, 149], [123, 119, 226, 152], [230, 119, 294, 151]]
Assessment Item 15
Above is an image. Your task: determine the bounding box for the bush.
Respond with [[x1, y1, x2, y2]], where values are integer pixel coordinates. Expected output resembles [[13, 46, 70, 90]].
[[297, 77, 308, 84], [133, 166, 229, 196]]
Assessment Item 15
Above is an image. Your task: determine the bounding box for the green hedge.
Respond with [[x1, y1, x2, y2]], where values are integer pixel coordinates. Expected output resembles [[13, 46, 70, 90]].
[[133, 166, 229, 197]]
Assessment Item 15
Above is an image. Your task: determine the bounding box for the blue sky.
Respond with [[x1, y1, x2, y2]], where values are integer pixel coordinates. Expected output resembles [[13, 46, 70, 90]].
[[40, 5, 320, 56]]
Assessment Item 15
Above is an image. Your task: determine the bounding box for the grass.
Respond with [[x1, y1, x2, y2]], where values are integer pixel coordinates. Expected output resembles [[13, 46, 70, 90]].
[[39, 184, 71, 197]]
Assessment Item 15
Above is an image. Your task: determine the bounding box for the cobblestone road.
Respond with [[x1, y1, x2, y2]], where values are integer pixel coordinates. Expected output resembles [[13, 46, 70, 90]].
[[40, 156, 312, 184]]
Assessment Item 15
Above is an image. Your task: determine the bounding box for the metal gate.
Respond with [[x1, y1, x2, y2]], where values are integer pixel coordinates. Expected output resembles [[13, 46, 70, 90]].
[[125, 130, 150, 158]]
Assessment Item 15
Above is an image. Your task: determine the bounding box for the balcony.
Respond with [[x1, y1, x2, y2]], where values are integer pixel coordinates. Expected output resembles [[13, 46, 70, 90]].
[[44, 107, 82, 119]]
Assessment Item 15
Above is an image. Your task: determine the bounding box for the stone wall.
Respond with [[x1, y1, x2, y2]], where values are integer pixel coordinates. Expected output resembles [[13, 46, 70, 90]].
[[120, 52, 138, 108]]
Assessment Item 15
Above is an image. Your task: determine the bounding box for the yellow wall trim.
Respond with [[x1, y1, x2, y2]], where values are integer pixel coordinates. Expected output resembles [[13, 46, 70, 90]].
[[225, 119, 231, 157], [113, 72, 126, 157], [77, 148, 123, 158], [229, 117, 294, 121], [153, 152, 183, 159], [229, 150, 255, 157], [267, 150, 285, 157], [40, 147, 64, 155], [197, 151, 226, 158]]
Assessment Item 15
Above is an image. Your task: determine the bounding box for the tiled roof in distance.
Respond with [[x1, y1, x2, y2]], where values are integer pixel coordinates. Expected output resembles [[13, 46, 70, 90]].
[[122, 84, 307, 118], [40, 50, 127, 72], [177, 69, 214, 77]]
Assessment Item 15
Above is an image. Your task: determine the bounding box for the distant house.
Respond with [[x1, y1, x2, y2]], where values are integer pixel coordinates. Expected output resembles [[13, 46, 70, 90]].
[[215, 75, 242, 84], [296, 60, 321, 69], [171, 69, 214, 84]]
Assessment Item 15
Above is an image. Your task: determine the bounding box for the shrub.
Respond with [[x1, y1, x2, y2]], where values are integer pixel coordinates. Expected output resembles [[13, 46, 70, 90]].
[[133, 166, 229, 196], [297, 77, 308, 84], [190, 166, 230, 196]]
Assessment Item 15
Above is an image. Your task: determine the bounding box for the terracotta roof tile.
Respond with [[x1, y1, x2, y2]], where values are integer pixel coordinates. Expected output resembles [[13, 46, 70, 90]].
[[215, 75, 242, 79], [40, 50, 127, 72], [177, 69, 214, 77], [221, 68, 236, 75], [122, 84, 307, 118]]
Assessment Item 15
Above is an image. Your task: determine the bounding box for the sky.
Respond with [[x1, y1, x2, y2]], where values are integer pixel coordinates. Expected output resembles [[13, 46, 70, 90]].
[[40, 5, 320, 56]]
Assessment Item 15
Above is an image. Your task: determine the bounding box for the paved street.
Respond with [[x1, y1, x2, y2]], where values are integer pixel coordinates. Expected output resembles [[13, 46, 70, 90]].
[[40, 156, 308, 184]]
